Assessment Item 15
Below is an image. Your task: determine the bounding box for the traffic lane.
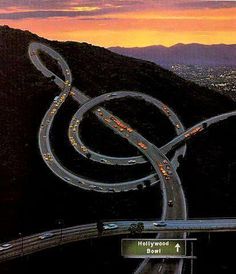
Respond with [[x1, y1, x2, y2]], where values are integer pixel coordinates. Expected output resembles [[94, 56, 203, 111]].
[[30, 43, 188, 182], [69, 91, 187, 188], [30, 42, 186, 167], [0, 225, 100, 259], [30, 42, 72, 82], [144, 147, 186, 274], [29, 43, 184, 273], [46, 91, 183, 191], [0, 226, 130, 262], [2, 218, 236, 249], [29, 44, 175, 188], [30, 43, 187, 193], [29, 46, 72, 87], [161, 110, 236, 155], [122, 121, 186, 273], [70, 91, 186, 165], [69, 90, 186, 170], [147, 147, 187, 220], [69, 105, 146, 166], [47, 90, 185, 274], [1, 219, 236, 261], [4, 220, 236, 253], [40, 118, 160, 191]]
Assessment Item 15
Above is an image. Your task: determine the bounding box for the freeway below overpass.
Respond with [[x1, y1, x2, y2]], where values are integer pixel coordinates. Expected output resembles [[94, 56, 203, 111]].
[[0, 219, 236, 263]]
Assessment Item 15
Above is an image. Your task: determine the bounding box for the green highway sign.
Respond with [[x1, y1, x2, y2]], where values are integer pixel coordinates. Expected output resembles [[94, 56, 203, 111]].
[[121, 239, 186, 258]]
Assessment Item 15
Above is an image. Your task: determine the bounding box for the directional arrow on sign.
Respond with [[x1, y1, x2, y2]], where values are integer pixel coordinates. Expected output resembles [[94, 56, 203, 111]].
[[175, 243, 181, 253]]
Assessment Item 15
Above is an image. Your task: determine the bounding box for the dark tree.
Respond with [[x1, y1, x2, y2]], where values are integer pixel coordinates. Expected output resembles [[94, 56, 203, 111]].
[[96, 220, 104, 234], [137, 184, 143, 191]]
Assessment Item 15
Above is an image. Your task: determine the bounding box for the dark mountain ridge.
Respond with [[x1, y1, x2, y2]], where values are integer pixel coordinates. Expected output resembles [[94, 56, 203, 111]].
[[109, 43, 236, 66]]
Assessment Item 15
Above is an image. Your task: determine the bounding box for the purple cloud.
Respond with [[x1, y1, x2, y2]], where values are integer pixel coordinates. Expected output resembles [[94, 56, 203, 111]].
[[0, 0, 72, 9], [0, 0, 235, 20], [176, 1, 236, 9], [1, 0, 236, 10], [0, 0, 145, 20], [0, 0, 142, 9], [0, 9, 113, 19]]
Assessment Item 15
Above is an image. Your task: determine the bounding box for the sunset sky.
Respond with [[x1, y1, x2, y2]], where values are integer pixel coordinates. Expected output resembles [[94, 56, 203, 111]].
[[0, 0, 235, 47]]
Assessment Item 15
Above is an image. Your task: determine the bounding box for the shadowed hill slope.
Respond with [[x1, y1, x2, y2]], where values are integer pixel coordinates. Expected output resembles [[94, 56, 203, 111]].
[[0, 25, 235, 241]]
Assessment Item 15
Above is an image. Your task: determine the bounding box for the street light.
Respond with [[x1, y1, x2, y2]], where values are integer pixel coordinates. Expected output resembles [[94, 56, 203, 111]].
[[57, 219, 64, 245], [18, 232, 23, 256]]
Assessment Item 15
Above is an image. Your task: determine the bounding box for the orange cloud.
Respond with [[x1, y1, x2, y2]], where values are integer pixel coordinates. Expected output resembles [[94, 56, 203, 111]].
[[0, 6, 235, 47]]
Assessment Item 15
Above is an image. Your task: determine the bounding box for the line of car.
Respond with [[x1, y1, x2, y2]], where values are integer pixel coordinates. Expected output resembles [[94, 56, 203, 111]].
[[0, 223, 120, 252], [62, 176, 116, 192], [97, 108, 134, 136], [184, 126, 203, 139], [137, 142, 148, 150], [158, 160, 173, 181], [0, 221, 171, 252]]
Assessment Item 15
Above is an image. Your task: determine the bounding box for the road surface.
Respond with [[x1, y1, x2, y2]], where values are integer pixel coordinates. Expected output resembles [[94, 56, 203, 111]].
[[1, 219, 236, 263], [26, 42, 236, 274]]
